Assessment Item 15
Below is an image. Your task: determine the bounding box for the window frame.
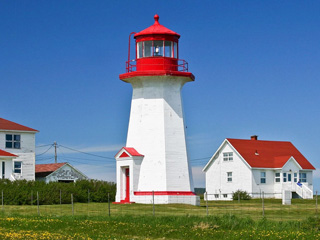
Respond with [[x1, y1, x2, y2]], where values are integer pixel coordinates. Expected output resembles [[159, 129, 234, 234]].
[[227, 172, 232, 182], [275, 172, 281, 183], [283, 172, 287, 183], [13, 161, 22, 174], [294, 172, 298, 182], [299, 172, 307, 183], [260, 171, 266, 184], [223, 152, 233, 161], [6, 134, 21, 149]]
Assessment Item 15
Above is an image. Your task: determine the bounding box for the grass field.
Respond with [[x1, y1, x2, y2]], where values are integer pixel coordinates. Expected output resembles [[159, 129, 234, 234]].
[[0, 198, 319, 239]]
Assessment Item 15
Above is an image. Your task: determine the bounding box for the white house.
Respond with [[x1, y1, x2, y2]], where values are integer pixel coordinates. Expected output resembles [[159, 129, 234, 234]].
[[203, 136, 315, 200], [35, 162, 88, 183], [0, 118, 38, 181]]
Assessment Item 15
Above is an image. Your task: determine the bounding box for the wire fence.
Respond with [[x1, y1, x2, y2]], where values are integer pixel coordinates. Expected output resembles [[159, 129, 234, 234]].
[[0, 189, 318, 221]]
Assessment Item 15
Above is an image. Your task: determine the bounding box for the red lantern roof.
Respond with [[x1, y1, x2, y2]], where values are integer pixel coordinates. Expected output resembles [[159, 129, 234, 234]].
[[134, 14, 180, 39]]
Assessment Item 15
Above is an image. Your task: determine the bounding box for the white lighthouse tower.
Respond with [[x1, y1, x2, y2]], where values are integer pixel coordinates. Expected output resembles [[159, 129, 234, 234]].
[[115, 15, 199, 205]]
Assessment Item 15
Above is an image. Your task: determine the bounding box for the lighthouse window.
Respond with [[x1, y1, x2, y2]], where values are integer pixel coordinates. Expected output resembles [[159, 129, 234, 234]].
[[144, 41, 153, 57], [173, 42, 178, 58], [153, 40, 163, 57], [164, 41, 172, 57], [137, 42, 143, 59]]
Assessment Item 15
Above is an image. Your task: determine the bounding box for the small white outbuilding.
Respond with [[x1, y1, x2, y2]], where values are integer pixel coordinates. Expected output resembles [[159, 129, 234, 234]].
[[203, 136, 315, 200]]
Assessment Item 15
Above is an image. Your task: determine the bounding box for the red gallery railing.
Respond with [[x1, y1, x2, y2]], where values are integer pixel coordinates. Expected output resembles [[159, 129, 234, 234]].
[[125, 59, 189, 73]]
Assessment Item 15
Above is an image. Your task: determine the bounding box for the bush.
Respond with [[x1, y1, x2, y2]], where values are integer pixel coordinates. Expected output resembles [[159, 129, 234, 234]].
[[0, 179, 116, 205], [232, 190, 251, 200]]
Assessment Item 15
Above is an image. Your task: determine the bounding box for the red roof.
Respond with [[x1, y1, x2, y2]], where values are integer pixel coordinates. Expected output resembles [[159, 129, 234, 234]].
[[0, 118, 38, 132], [134, 14, 180, 38], [115, 147, 144, 157], [35, 163, 66, 173], [0, 149, 17, 157], [227, 138, 315, 170]]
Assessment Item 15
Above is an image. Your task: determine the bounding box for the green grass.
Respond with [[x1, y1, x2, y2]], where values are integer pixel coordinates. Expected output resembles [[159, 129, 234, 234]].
[[1, 198, 318, 221], [0, 214, 319, 239], [0, 198, 318, 239]]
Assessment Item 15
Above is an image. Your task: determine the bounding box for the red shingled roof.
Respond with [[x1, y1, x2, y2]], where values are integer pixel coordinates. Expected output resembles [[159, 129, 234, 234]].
[[0, 149, 17, 157], [227, 138, 315, 170], [115, 147, 144, 158], [134, 14, 180, 38], [0, 118, 38, 132], [35, 163, 66, 173]]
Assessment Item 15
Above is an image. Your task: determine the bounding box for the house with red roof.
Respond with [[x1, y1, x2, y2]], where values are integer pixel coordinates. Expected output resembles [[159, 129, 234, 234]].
[[0, 118, 38, 180], [35, 162, 87, 183], [203, 136, 315, 200]]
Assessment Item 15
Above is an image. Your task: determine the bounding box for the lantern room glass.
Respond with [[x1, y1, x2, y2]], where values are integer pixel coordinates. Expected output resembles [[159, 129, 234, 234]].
[[164, 41, 172, 57], [136, 40, 178, 59], [144, 41, 152, 57], [153, 40, 163, 57]]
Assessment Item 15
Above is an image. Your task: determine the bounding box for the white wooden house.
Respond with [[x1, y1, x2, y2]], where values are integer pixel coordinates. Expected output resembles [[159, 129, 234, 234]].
[[0, 118, 38, 180], [203, 136, 315, 200], [35, 162, 88, 183]]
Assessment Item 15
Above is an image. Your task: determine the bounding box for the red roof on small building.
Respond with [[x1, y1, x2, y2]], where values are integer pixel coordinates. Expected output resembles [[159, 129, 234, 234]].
[[0, 118, 38, 132], [227, 138, 315, 170], [0, 149, 17, 157], [35, 163, 66, 173], [134, 14, 180, 38], [115, 147, 144, 158]]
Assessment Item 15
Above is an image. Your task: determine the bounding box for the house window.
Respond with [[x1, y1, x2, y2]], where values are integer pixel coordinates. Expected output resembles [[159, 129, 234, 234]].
[[294, 173, 298, 182], [223, 194, 228, 198], [299, 173, 307, 183], [14, 161, 22, 174], [260, 172, 266, 184], [227, 172, 232, 182], [283, 173, 287, 182], [275, 172, 280, 183], [214, 194, 219, 198], [223, 152, 233, 161], [6, 134, 21, 149]]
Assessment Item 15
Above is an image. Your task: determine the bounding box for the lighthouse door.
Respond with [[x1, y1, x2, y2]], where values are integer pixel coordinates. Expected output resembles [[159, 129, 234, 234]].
[[124, 168, 130, 202]]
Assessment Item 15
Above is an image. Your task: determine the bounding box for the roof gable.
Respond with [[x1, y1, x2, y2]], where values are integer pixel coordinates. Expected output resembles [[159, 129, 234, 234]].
[[227, 138, 315, 170], [115, 147, 144, 158], [0, 149, 17, 157], [0, 118, 38, 132], [35, 163, 66, 173]]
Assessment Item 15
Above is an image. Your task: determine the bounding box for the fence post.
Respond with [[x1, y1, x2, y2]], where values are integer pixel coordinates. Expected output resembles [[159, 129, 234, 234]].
[[108, 192, 110, 217], [152, 190, 155, 217], [60, 189, 62, 205], [262, 191, 265, 218], [71, 193, 74, 216], [37, 191, 40, 216], [205, 192, 208, 217], [88, 189, 90, 204], [31, 190, 33, 206], [316, 191, 318, 215], [238, 192, 240, 203], [2, 190, 3, 211]]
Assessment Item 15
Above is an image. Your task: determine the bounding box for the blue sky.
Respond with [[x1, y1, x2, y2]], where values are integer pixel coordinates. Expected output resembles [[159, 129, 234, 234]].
[[1, 1, 319, 190]]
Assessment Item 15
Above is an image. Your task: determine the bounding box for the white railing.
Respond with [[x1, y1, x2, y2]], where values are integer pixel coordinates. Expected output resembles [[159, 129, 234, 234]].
[[295, 183, 313, 199]]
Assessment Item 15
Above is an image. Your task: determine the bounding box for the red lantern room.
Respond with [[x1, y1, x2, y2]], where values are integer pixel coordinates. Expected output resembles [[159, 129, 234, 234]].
[[119, 14, 195, 81]]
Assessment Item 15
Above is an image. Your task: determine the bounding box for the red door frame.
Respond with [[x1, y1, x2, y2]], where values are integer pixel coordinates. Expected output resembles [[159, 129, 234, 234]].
[[124, 168, 130, 202]]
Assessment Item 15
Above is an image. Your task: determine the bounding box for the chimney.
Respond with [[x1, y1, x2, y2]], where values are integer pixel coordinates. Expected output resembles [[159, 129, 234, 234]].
[[251, 135, 258, 140]]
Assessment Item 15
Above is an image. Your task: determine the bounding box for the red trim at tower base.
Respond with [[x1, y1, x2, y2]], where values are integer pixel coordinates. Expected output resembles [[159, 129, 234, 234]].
[[134, 191, 196, 196]]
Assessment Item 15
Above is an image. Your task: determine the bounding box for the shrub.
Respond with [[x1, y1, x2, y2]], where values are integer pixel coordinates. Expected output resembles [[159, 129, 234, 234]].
[[232, 190, 251, 200], [0, 179, 116, 205]]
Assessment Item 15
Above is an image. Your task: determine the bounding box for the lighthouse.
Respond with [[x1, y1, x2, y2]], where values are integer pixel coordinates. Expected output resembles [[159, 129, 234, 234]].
[[115, 15, 199, 205]]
